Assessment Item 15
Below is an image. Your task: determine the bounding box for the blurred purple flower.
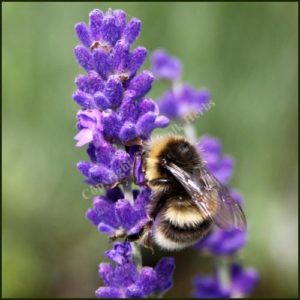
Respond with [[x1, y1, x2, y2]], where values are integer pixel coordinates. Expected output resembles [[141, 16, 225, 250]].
[[193, 263, 259, 298], [230, 263, 259, 296], [197, 135, 234, 185], [151, 49, 182, 81], [193, 272, 230, 298], [195, 228, 247, 256], [96, 241, 175, 298], [158, 84, 211, 120]]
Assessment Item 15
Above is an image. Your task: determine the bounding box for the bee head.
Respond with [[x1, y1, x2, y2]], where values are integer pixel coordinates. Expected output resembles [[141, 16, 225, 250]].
[[160, 140, 201, 172]]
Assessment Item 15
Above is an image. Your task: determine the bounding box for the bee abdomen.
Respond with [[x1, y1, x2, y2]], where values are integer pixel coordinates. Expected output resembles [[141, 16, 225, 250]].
[[153, 219, 212, 250]]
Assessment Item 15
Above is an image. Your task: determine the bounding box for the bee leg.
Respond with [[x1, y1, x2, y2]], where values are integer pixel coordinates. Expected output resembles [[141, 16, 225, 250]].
[[109, 229, 127, 241], [125, 220, 154, 253], [139, 229, 154, 254]]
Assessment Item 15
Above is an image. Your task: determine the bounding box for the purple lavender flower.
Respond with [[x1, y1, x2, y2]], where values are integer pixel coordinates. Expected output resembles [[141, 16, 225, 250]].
[[158, 84, 211, 120], [193, 263, 259, 298], [96, 241, 175, 298], [151, 49, 182, 81], [86, 187, 151, 237], [73, 9, 169, 150], [197, 135, 234, 185]]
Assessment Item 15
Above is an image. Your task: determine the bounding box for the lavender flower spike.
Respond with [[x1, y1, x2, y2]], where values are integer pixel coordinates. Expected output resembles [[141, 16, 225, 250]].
[[73, 9, 175, 299], [96, 241, 175, 298]]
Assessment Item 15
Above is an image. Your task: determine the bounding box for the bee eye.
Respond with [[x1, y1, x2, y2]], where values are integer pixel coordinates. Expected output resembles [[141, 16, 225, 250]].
[[166, 152, 174, 160], [178, 142, 190, 154]]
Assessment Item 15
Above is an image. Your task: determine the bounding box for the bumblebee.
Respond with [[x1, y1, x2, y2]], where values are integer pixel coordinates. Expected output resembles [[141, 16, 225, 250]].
[[128, 135, 246, 251]]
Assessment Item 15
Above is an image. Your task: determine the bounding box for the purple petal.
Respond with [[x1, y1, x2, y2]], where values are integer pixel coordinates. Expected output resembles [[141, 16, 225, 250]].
[[74, 45, 94, 72], [75, 71, 104, 94], [111, 150, 132, 180], [102, 110, 122, 138], [74, 129, 93, 147], [104, 76, 123, 108], [106, 241, 132, 264], [158, 90, 179, 119], [155, 257, 175, 293], [115, 199, 137, 229], [113, 263, 139, 288], [155, 115, 170, 128], [151, 49, 181, 81], [125, 284, 143, 298], [128, 70, 154, 100], [128, 47, 147, 75], [230, 263, 259, 296], [120, 94, 140, 122], [138, 98, 159, 115], [95, 287, 123, 298], [98, 263, 114, 286], [86, 208, 100, 226], [94, 91, 111, 110], [123, 18, 141, 44], [215, 155, 234, 185], [93, 48, 111, 79], [89, 164, 118, 185], [114, 9, 127, 31], [198, 135, 221, 160], [133, 188, 151, 210], [110, 40, 130, 72], [94, 142, 116, 165], [136, 112, 156, 139], [76, 109, 101, 128], [89, 9, 104, 40], [136, 267, 157, 295], [195, 228, 246, 256], [101, 14, 121, 46], [72, 90, 94, 108], [97, 223, 117, 235], [77, 161, 92, 177], [193, 274, 230, 298], [75, 22, 92, 47], [92, 196, 118, 227], [119, 122, 138, 143]]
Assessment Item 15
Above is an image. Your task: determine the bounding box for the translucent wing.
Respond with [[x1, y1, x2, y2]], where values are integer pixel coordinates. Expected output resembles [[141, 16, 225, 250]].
[[164, 162, 246, 231]]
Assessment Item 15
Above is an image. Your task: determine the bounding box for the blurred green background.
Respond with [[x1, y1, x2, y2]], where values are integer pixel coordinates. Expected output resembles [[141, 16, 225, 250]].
[[2, 2, 298, 298]]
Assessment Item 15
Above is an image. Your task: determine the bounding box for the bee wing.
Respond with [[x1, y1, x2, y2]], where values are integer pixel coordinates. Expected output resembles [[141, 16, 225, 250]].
[[199, 167, 246, 231], [165, 162, 246, 231]]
